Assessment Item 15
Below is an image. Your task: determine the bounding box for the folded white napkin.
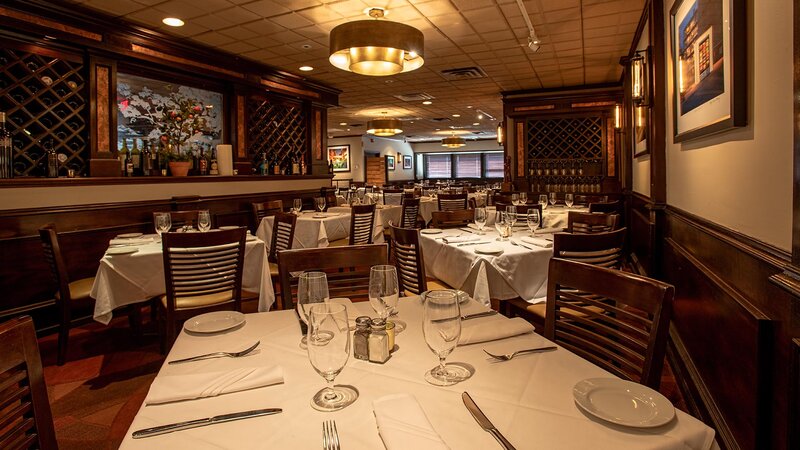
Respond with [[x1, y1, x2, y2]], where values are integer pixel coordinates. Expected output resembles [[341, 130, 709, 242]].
[[373, 394, 450, 450], [521, 236, 553, 248], [145, 366, 284, 405], [109, 237, 154, 246], [537, 227, 564, 234], [442, 235, 480, 244], [459, 316, 534, 345]]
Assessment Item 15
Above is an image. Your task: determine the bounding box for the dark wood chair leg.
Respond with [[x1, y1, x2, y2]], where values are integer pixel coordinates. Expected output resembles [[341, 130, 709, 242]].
[[128, 304, 143, 342], [57, 306, 71, 366]]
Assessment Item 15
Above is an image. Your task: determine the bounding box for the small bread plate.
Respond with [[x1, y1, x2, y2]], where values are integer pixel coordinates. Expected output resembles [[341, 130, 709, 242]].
[[573, 378, 675, 428], [106, 247, 138, 255], [184, 311, 246, 334], [246, 234, 258, 242], [312, 213, 327, 219], [116, 232, 143, 239], [420, 228, 443, 235], [219, 226, 239, 230], [474, 244, 504, 255]]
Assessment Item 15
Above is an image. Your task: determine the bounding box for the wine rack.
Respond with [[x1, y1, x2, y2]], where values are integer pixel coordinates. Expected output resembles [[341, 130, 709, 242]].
[[0, 47, 88, 177], [525, 116, 605, 193], [246, 96, 307, 172]]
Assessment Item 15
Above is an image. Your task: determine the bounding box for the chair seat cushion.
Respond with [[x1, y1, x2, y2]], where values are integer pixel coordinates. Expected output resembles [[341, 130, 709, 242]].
[[160, 290, 234, 310], [328, 238, 350, 247], [425, 278, 452, 291], [55, 277, 95, 302], [507, 298, 604, 320]]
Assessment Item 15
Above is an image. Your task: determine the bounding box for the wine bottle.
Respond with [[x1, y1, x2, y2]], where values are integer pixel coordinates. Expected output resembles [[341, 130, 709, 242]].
[[272, 155, 281, 175], [209, 145, 219, 175], [292, 157, 300, 175], [0, 112, 13, 179], [142, 139, 153, 176], [131, 138, 141, 176], [199, 146, 208, 176], [46, 139, 58, 178], [260, 152, 267, 175]]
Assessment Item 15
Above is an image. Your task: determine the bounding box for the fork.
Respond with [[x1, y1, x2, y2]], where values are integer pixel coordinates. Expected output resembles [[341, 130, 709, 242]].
[[483, 346, 557, 361], [168, 341, 260, 365], [509, 240, 533, 250], [323, 420, 341, 450]]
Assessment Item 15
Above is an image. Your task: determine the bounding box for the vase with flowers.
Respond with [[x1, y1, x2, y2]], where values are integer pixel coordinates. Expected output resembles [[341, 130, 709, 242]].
[[156, 92, 212, 176]]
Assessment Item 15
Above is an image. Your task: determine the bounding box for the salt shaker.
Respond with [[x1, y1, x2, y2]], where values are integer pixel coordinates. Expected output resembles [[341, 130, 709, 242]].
[[385, 320, 396, 351], [353, 316, 371, 361], [368, 318, 390, 363]]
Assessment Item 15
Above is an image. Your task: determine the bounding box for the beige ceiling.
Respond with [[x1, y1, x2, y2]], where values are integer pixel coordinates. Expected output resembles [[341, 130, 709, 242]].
[[64, 0, 644, 141]]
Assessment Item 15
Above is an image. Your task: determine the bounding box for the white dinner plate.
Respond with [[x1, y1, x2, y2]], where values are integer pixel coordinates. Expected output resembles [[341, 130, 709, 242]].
[[184, 311, 246, 334], [312, 213, 327, 219], [116, 232, 143, 239], [573, 378, 675, 428], [106, 246, 139, 255], [219, 226, 239, 230], [474, 244, 503, 255], [420, 228, 443, 235]]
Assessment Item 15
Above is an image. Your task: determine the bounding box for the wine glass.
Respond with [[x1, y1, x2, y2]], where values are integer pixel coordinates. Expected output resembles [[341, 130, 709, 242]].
[[511, 193, 520, 206], [520, 192, 527, 205], [527, 210, 541, 236], [315, 197, 326, 213], [539, 194, 548, 211], [154, 213, 171, 238], [565, 193, 574, 209], [494, 211, 508, 241], [307, 303, 358, 411], [505, 205, 517, 231], [369, 265, 399, 320], [297, 271, 329, 347], [422, 290, 470, 386], [197, 210, 211, 232], [357, 189, 366, 204], [549, 192, 557, 207], [293, 198, 302, 214], [474, 207, 487, 234]]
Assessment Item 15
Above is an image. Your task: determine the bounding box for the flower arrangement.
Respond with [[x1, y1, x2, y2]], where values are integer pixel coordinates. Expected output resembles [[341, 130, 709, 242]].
[[156, 91, 212, 161]]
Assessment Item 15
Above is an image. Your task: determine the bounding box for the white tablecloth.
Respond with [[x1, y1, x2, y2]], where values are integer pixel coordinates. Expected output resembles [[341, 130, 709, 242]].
[[328, 205, 401, 229], [120, 298, 715, 450], [256, 211, 384, 251], [91, 235, 274, 324]]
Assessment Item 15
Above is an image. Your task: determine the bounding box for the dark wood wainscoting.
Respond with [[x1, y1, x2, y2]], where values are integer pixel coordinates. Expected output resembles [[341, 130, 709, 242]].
[[628, 192, 658, 275], [0, 188, 320, 333], [662, 207, 799, 450]]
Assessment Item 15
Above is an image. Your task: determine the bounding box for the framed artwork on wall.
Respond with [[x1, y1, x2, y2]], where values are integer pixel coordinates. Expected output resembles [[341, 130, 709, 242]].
[[670, 0, 746, 142], [386, 155, 395, 170], [327, 144, 350, 172], [403, 155, 412, 169]]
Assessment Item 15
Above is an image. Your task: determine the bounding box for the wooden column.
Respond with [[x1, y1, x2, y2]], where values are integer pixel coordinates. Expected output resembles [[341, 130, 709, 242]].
[[88, 56, 119, 177]]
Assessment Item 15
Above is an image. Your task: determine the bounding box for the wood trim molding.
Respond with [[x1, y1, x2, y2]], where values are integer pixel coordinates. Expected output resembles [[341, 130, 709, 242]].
[[790, 339, 800, 450], [0, 174, 332, 189], [0, 5, 102, 41]]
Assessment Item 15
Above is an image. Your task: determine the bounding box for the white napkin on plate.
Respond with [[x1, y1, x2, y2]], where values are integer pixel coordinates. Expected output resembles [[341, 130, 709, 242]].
[[109, 237, 154, 246], [145, 366, 284, 405], [521, 236, 553, 248], [442, 235, 479, 244], [459, 316, 534, 345], [373, 394, 450, 450]]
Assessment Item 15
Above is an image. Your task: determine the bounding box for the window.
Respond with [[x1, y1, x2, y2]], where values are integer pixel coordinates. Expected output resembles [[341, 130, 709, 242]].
[[454, 154, 481, 178], [421, 150, 504, 179], [425, 154, 452, 178], [484, 152, 504, 178]]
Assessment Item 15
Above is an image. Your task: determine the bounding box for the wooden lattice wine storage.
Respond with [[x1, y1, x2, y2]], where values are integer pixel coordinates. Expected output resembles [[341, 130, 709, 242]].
[[0, 45, 88, 177], [246, 96, 307, 172]]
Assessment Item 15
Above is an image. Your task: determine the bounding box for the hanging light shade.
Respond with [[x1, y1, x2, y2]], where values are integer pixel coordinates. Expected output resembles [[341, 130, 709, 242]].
[[441, 135, 466, 148], [329, 8, 424, 76], [367, 118, 403, 137]]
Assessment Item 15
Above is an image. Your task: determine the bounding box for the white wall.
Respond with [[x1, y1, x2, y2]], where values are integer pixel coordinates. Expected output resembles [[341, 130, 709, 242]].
[[328, 136, 363, 183], [664, 0, 793, 250], [364, 136, 415, 182]]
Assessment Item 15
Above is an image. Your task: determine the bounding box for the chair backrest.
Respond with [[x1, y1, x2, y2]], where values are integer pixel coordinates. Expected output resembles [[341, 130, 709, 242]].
[[350, 204, 376, 245], [492, 191, 515, 205], [269, 212, 297, 263], [0, 316, 57, 450], [383, 188, 404, 206], [495, 202, 542, 215], [153, 210, 201, 232], [544, 258, 674, 389], [277, 244, 388, 308], [575, 195, 609, 207], [567, 211, 618, 234], [553, 228, 627, 269], [400, 198, 421, 228], [252, 200, 284, 226], [589, 200, 621, 214], [38, 224, 71, 303], [430, 208, 474, 229], [437, 193, 468, 211], [391, 226, 428, 296], [161, 228, 247, 313], [320, 188, 338, 211]]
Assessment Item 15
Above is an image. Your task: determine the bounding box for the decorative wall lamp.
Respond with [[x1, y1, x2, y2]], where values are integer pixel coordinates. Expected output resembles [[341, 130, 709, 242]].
[[629, 48, 650, 106], [497, 121, 505, 144]]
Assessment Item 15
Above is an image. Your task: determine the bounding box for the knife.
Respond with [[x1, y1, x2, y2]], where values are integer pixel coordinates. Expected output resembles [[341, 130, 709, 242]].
[[461, 310, 498, 321], [131, 408, 282, 438], [457, 241, 491, 247], [462, 392, 516, 450]]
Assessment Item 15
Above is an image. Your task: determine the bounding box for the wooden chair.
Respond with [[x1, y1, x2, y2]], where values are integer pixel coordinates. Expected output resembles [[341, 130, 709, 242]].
[[39, 223, 98, 365], [152, 210, 200, 232], [382, 188, 404, 206], [349, 204, 376, 245], [588, 200, 621, 214], [567, 211, 619, 234], [391, 226, 451, 296], [545, 258, 674, 389], [437, 193, 468, 211], [430, 208, 474, 229], [267, 213, 297, 309], [159, 228, 247, 352], [0, 316, 57, 450], [251, 200, 284, 228], [320, 187, 338, 211], [399, 197, 421, 228], [277, 244, 388, 308], [496, 203, 544, 228]]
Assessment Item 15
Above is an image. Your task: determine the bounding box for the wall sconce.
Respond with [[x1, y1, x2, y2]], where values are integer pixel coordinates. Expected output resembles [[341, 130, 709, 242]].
[[630, 49, 649, 106], [614, 105, 622, 130], [497, 121, 505, 144]]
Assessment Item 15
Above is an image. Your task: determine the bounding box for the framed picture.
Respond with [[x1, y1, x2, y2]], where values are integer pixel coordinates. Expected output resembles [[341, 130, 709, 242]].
[[403, 155, 412, 169], [386, 155, 395, 170], [670, 0, 746, 142], [327, 145, 350, 172]]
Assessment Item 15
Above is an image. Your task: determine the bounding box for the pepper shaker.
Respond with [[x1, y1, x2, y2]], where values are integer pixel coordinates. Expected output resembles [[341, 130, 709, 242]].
[[353, 316, 371, 361]]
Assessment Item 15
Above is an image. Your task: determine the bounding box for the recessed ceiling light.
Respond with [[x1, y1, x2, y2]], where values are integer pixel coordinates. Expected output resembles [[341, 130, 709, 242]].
[[301, 44, 312, 49], [299, 65, 314, 71], [339, 122, 347, 126], [162, 17, 184, 27], [452, 114, 460, 117], [473, 122, 480, 125], [466, 105, 473, 108], [422, 101, 432, 105]]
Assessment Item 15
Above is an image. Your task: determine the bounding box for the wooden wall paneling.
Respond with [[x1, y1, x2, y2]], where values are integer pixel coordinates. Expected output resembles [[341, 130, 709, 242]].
[[647, 0, 666, 205], [88, 55, 119, 177], [629, 193, 655, 275], [790, 339, 800, 450]]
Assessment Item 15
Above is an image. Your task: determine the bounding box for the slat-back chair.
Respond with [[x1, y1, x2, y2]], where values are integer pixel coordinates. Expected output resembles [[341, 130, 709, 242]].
[[152, 210, 200, 232], [437, 193, 468, 211], [567, 211, 618, 234], [39, 223, 97, 365], [0, 316, 57, 450], [350, 204, 376, 245], [391, 226, 450, 296], [159, 228, 247, 351], [269, 212, 297, 264], [430, 208, 474, 229], [400, 198, 421, 228], [277, 244, 388, 308], [588, 200, 621, 214], [492, 191, 515, 205], [545, 258, 674, 389], [252, 200, 284, 230], [383, 188, 404, 206]]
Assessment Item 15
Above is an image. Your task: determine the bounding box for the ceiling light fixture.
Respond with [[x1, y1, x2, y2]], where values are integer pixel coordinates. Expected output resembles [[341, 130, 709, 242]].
[[514, 0, 541, 53], [497, 122, 505, 145], [452, 114, 460, 118], [299, 65, 314, 71], [367, 113, 403, 137], [422, 101, 432, 105], [441, 134, 466, 148], [329, 7, 424, 76], [339, 122, 347, 126], [162, 17, 185, 27]]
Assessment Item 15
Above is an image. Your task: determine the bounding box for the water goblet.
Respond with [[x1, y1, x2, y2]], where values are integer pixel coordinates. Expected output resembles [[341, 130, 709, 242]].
[[539, 194, 548, 211], [422, 290, 470, 386], [519, 192, 527, 205], [511, 193, 520, 206], [505, 206, 517, 231], [315, 197, 326, 213], [549, 192, 557, 207], [473, 207, 487, 234], [368, 265, 399, 320], [494, 212, 508, 241], [155, 212, 171, 237], [527, 210, 541, 236], [293, 198, 303, 214], [307, 303, 358, 411], [565, 193, 574, 209], [298, 271, 329, 347], [197, 210, 211, 232]]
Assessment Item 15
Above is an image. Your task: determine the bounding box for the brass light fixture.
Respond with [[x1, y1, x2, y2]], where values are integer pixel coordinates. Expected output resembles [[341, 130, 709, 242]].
[[497, 121, 505, 144], [329, 8, 424, 76], [441, 134, 466, 148], [614, 105, 622, 129], [367, 114, 403, 137], [630, 49, 649, 106]]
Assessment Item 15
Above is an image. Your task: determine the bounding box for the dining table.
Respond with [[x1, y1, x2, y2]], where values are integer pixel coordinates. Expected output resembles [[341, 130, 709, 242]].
[[484, 204, 589, 229], [119, 296, 716, 449], [256, 210, 385, 252], [90, 232, 275, 324]]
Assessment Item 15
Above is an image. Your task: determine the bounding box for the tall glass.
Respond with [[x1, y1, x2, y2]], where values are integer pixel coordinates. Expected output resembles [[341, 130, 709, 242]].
[[315, 197, 326, 212], [539, 194, 548, 211], [422, 290, 470, 386], [549, 192, 557, 207], [298, 271, 329, 347], [527, 210, 541, 236], [565, 193, 574, 208], [197, 210, 211, 232], [293, 198, 303, 214], [368, 265, 399, 320], [307, 303, 358, 411], [473, 207, 487, 234], [155, 212, 171, 237]]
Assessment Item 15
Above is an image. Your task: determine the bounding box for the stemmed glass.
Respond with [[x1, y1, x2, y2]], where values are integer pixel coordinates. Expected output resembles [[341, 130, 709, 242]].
[[473, 207, 487, 234], [293, 198, 303, 214], [519, 192, 527, 205], [549, 192, 557, 208], [505, 205, 517, 232], [297, 271, 329, 347], [307, 303, 358, 411], [422, 290, 470, 386], [357, 189, 366, 205], [565, 193, 574, 209], [527, 210, 541, 236], [539, 194, 548, 210], [315, 197, 326, 213], [197, 210, 211, 232], [494, 211, 508, 241], [511, 193, 520, 206], [369, 265, 399, 320], [154, 213, 171, 238]]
